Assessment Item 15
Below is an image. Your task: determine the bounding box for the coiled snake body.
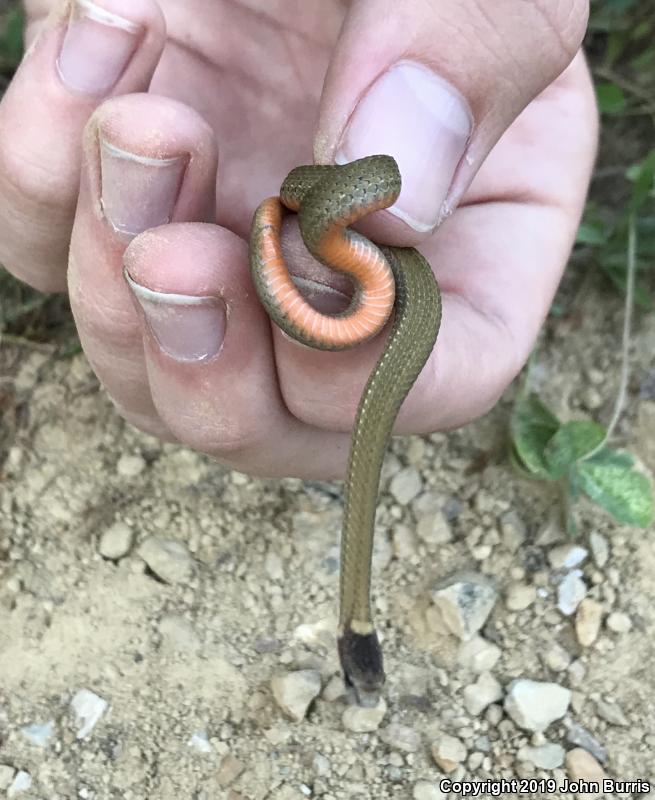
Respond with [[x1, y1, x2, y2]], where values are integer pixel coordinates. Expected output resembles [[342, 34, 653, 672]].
[[250, 156, 442, 705]]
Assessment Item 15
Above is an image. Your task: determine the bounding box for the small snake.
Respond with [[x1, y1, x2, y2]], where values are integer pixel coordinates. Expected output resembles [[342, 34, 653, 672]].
[[250, 155, 442, 706]]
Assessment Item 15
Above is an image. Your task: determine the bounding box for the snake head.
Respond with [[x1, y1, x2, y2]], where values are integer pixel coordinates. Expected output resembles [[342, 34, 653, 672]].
[[338, 627, 385, 708]]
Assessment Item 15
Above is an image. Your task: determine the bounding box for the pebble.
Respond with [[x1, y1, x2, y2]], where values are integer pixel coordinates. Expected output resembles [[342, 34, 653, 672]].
[[187, 731, 213, 753], [271, 670, 321, 722], [595, 698, 629, 726], [505, 582, 536, 611], [413, 781, 447, 800], [606, 611, 632, 633], [548, 544, 588, 570], [457, 636, 502, 673], [379, 723, 422, 753], [98, 521, 134, 560], [116, 453, 146, 477], [416, 512, 453, 545], [20, 720, 55, 747], [70, 688, 108, 739], [518, 743, 565, 770], [389, 467, 422, 505], [589, 532, 609, 568], [265, 550, 285, 581], [217, 754, 245, 787], [557, 570, 587, 615], [138, 536, 194, 584], [565, 747, 606, 784], [504, 680, 571, 732], [393, 526, 417, 559], [0, 765, 16, 791], [322, 674, 346, 702], [499, 511, 526, 553], [431, 734, 467, 772], [342, 698, 387, 732], [312, 754, 331, 776], [431, 573, 497, 641], [543, 643, 571, 672], [463, 672, 503, 716], [575, 598, 603, 647], [7, 771, 31, 797], [565, 722, 608, 764]]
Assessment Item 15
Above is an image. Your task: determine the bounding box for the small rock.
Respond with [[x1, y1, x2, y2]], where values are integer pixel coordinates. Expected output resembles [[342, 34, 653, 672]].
[[312, 753, 331, 776], [7, 771, 31, 797], [393, 526, 417, 558], [595, 698, 629, 727], [0, 765, 16, 791], [187, 731, 213, 753], [413, 781, 447, 800], [589, 532, 609, 568], [322, 674, 346, 702], [70, 689, 108, 739], [98, 521, 134, 560], [519, 743, 565, 770], [565, 748, 606, 786], [457, 636, 501, 673], [504, 680, 570, 732], [543, 643, 571, 672], [116, 453, 146, 477], [499, 511, 526, 553], [20, 721, 55, 748], [565, 722, 608, 764], [463, 672, 503, 716], [606, 611, 632, 633], [159, 614, 201, 653], [431, 733, 467, 772], [505, 582, 536, 611], [431, 573, 497, 641], [217, 754, 245, 787], [293, 617, 337, 649], [342, 698, 387, 732], [265, 550, 285, 581], [557, 570, 586, 615], [548, 544, 588, 570], [575, 599, 603, 647], [138, 536, 194, 584], [271, 670, 321, 722], [417, 512, 453, 545], [389, 466, 422, 505], [379, 723, 422, 752]]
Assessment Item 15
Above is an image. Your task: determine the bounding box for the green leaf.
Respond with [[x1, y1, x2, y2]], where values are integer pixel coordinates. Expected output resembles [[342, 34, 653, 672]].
[[576, 222, 608, 246], [509, 393, 561, 478], [544, 421, 607, 478], [577, 461, 654, 527], [584, 447, 635, 469], [595, 82, 627, 114]]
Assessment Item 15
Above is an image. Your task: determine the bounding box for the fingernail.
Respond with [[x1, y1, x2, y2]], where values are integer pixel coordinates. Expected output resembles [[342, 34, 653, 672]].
[[124, 270, 227, 362], [57, 0, 142, 96], [336, 61, 472, 232], [100, 138, 187, 236]]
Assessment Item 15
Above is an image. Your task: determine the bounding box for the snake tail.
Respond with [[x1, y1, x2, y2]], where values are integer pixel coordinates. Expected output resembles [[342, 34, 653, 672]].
[[337, 627, 384, 708]]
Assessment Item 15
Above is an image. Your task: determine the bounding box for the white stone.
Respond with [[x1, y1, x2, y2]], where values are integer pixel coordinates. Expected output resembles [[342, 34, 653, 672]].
[[431, 734, 467, 772], [413, 781, 448, 800], [271, 670, 321, 723], [99, 521, 134, 559], [0, 765, 16, 791], [265, 550, 285, 581], [116, 453, 146, 477], [505, 582, 537, 611], [606, 611, 632, 633], [431, 573, 497, 641], [504, 680, 570, 732], [416, 512, 453, 545], [70, 689, 109, 739], [463, 672, 503, 716], [20, 721, 55, 748], [557, 570, 586, 615], [543, 643, 571, 672], [7, 771, 31, 797], [575, 598, 603, 647], [589, 532, 609, 568], [548, 544, 588, 570], [457, 636, 502, 673], [519, 743, 565, 769], [389, 466, 423, 505], [342, 698, 387, 732], [138, 536, 194, 584], [187, 731, 213, 753]]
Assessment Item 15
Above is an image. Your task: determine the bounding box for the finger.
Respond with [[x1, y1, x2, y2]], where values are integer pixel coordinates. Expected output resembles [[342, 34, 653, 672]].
[[68, 93, 217, 435], [314, 0, 588, 244], [123, 224, 350, 478], [0, 0, 166, 291], [274, 52, 598, 433]]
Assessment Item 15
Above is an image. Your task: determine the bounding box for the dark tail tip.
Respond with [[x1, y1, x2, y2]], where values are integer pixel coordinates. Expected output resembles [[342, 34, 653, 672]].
[[338, 627, 385, 707]]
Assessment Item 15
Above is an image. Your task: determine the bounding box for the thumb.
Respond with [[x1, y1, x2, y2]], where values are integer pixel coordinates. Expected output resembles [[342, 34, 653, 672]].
[[315, 0, 589, 238]]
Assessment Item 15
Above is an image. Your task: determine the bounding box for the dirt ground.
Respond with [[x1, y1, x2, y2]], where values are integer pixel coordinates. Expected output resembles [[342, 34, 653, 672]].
[[0, 272, 654, 800]]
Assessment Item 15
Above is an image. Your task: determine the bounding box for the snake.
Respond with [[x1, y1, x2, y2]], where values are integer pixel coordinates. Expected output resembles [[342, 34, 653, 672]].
[[249, 155, 442, 706]]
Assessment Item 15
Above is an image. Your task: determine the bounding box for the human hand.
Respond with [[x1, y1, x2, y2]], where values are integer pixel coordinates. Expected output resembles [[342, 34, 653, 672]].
[[0, 0, 597, 478]]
